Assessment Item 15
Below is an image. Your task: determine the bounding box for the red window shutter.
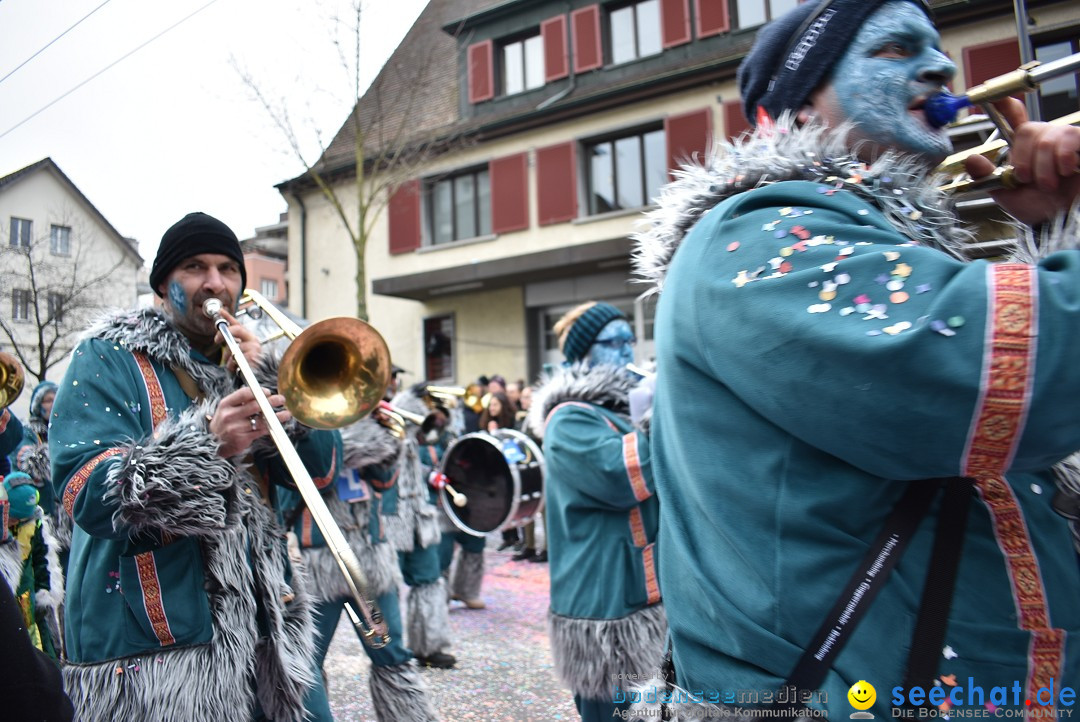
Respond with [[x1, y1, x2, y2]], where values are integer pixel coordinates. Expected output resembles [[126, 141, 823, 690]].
[[536, 142, 577, 226], [388, 180, 421, 255], [963, 39, 1021, 89], [490, 153, 530, 234], [572, 5, 602, 74], [695, 0, 729, 39], [665, 108, 713, 178], [661, 0, 691, 48], [542, 15, 569, 82], [723, 99, 751, 142], [468, 40, 494, 104]]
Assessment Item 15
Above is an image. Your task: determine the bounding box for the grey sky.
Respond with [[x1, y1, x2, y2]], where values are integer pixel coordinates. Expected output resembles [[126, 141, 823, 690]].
[[0, 0, 428, 261]]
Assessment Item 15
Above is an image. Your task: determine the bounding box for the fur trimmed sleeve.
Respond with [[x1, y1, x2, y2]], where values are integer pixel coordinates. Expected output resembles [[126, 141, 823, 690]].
[[103, 399, 241, 538]]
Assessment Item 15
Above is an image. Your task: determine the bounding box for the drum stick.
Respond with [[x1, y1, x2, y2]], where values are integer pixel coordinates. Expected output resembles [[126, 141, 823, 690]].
[[445, 484, 467, 507]]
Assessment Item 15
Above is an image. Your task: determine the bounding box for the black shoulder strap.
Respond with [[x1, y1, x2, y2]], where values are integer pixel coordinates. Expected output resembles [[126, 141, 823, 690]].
[[783, 477, 968, 698]]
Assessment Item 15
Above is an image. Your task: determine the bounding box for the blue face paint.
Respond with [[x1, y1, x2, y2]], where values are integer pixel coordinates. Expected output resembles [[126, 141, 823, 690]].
[[587, 319, 636, 369], [828, 1, 955, 159], [167, 280, 187, 314]]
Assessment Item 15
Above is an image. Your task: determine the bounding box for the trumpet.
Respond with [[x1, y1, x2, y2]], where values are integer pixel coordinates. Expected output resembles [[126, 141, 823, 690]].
[[204, 291, 391, 648], [0, 351, 24, 409]]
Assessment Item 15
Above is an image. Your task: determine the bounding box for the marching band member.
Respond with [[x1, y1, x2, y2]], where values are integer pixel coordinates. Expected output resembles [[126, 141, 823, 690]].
[[50, 212, 326, 721], [529, 301, 665, 722], [635, 0, 1080, 716], [368, 386, 458, 669]]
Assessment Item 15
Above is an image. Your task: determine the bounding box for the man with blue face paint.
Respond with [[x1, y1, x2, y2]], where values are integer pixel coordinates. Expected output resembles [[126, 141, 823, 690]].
[[635, 0, 1080, 718], [50, 212, 339, 721], [527, 301, 665, 722]]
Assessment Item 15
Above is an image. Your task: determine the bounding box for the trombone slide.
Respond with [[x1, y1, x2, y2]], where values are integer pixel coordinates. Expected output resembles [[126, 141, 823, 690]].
[[204, 299, 390, 648]]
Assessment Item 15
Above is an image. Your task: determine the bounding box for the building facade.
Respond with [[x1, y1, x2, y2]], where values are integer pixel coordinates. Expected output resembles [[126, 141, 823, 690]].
[[0, 157, 143, 419], [279, 0, 1079, 389]]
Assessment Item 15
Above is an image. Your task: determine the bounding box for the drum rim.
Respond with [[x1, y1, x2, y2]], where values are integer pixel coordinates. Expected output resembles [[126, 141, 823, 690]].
[[439, 428, 545, 537]]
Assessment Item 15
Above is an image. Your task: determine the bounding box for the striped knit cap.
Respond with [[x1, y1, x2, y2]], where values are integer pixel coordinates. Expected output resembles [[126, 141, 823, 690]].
[[561, 302, 627, 364]]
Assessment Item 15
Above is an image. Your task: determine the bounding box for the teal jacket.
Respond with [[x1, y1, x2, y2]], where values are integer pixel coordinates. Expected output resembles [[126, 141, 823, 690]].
[[51, 314, 335, 666], [0, 409, 23, 461], [637, 130, 1080, 717], [532, 363, 659, 620]]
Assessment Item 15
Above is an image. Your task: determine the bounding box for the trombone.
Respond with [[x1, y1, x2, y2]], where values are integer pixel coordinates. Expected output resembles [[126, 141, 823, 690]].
[[204, 290, 391, 648], [0, 351, 24, 409], [930, 52, 1080, 195]]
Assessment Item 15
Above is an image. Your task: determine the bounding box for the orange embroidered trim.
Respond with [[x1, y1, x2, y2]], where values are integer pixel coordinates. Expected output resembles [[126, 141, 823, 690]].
[[628, 507, 647, 547], [63, 448, 124, 517], [0, 408, 9, 433], [963, 265, 1061, 713], [642, 543, 661, 604], [975, 476, 1063, 715], [963, 265, 1036, 478], [369, 467, 399, 491], [301, 509, 314, 547], [311, 447, 338, 490], [134, 551, 176, 646], [623, 432, 650, 502], [132, 352, 168, 430]]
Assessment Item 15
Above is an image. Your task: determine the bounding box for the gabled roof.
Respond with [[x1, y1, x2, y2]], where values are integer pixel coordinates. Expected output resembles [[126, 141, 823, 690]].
[[0, 157, 143, 264]]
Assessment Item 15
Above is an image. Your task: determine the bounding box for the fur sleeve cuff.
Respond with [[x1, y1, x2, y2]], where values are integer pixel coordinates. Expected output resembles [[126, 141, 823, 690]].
[[103, 400, 241, 538]]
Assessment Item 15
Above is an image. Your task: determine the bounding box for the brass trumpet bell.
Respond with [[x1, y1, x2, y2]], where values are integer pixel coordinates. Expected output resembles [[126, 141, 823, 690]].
[[0, 351, 25, 409]]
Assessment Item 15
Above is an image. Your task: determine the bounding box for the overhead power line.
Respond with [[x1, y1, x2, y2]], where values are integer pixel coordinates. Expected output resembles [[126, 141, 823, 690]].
[[0, 0, 221, 141], [0, 0, 114, 86]]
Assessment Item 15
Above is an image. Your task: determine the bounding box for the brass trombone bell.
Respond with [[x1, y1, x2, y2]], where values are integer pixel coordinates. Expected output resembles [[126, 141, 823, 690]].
[[422, 384, 484, 414], [0, 351, 25, 409], [237, 289, 392, 431]]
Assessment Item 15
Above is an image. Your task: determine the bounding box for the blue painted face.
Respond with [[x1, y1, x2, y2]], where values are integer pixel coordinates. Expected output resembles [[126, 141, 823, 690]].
[[587, 319, 636, 369], [167, 280, 187, 314], [819, 1, 955, 160]]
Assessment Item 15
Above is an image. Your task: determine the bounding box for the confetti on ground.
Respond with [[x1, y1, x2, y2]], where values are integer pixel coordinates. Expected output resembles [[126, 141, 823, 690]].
[[325, 540, 578, 721]]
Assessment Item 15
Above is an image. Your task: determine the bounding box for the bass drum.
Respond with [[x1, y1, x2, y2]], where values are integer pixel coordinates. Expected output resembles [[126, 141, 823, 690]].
[[439, 428, 544, 538]]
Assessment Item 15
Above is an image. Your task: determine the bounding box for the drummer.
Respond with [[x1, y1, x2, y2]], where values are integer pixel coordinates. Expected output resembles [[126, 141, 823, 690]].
[[526, 301, 665, 722]]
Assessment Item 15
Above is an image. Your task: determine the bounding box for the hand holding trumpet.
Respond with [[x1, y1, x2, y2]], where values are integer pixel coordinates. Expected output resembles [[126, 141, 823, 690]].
[[964, 98, 1080, 225]]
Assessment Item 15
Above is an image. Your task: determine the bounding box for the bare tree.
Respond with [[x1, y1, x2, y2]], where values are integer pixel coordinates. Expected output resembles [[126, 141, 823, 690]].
[[237, 0, 469, 321], [0, 219, 126, 384]]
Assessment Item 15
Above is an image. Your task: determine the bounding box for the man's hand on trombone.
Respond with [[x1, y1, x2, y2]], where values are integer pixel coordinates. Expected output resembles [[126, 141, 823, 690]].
[[212, 306, 262, 373], [209, 386, 291, 458], [964, 97, 1080, 225]]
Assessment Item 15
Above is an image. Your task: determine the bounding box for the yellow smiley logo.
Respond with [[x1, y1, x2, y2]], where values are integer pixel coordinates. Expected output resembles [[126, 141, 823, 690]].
[[848, 680, 876, 711]]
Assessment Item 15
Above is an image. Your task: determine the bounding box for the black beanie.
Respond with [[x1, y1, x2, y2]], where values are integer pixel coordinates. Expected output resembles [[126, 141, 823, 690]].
[[737, 0, 931, 126], [149, 212, 247, 296]]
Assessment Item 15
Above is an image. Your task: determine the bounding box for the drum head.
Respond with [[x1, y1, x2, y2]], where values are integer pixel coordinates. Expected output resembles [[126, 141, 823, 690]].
[[442, 433, 515, 536]]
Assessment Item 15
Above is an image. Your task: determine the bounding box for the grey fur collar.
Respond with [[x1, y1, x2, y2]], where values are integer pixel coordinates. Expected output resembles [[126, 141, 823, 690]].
[[83, 307, 231, 397], [528, 362, 636, 441], [633, 117, 978, 295], [340, 417, 400, 470]]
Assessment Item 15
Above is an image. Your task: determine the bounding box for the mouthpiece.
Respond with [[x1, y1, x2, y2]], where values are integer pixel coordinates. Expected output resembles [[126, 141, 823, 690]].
[[924, 91, 973, 129], [202, 298, 223, 318]]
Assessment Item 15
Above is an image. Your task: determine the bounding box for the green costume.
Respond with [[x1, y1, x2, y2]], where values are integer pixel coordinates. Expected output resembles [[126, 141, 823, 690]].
[[50, 308, 328, 722], [529, 362, 666, 720], [636, 121, 1080, 717]]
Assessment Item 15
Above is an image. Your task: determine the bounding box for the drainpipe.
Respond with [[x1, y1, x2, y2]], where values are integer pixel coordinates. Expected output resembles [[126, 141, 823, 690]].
[[291, 192, 308, 318], [1013, 0, 1040, 121]]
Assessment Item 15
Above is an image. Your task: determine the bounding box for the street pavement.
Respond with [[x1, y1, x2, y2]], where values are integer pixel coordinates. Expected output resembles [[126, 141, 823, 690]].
[[324, 544, 580, 721]]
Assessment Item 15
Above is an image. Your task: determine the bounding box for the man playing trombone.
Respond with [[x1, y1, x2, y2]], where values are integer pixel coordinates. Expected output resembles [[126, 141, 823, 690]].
[[635, 0, 1080, 718], [51, 211, 332, 721]]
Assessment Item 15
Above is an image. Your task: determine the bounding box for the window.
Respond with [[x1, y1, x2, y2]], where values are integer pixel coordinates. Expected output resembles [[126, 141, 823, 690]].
[[50, 224, 71, 255], [1035, 36, 1079, 120], [501, 32, 544, 95], [429, 167, 491, 245], [47, 292, 64, 323], [12, 289, 31, 321], [610, 0, 662, 65], [733, 0, 798, 30], [586, 126, 666, 215], [424, 314, 454, 381], [260, 279, 279, 300], [9, 217, 32, 248]]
